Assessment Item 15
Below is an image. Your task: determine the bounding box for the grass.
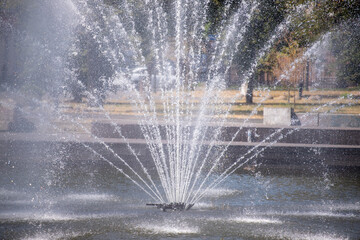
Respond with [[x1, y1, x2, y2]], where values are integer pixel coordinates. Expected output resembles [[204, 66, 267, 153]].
[[59, 89, 360, 120]]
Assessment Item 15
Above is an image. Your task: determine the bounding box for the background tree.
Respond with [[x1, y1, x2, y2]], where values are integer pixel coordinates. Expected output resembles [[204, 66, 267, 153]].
[[331, 18, 360, 88], [0, 0, 24, 90], [1, 0, 77, 101], [69, 26, 114, 104], [255, 0, 360, 95], [234, 0, 286, 103], [271, 37, 305, 87]]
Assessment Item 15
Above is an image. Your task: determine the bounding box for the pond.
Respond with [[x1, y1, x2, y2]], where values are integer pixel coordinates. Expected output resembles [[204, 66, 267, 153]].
[[1, 158, 359, 240]]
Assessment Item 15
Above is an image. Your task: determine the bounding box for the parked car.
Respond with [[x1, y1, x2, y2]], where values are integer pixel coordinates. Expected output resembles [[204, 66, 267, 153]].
[[112, 65, 177, 92]]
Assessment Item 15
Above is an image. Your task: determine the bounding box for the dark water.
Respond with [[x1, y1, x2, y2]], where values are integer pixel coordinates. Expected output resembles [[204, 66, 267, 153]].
[[1, 157, 360, 240]]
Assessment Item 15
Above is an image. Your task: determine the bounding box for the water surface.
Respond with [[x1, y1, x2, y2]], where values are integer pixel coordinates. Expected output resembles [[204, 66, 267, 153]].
[[1, 159, 359, 240]]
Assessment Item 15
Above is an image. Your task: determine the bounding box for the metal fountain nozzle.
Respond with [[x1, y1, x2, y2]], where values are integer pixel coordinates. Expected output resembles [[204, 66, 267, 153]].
[[146, 202, 194, 211]]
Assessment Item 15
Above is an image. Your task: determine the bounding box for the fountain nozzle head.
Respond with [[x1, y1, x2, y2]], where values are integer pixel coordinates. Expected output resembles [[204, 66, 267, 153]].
[[146, 202, 194, 211]]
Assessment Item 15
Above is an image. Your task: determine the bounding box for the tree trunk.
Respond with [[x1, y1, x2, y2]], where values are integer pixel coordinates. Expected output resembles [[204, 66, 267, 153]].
[[246, 80, 254, 104], [1, 34, 9, 88], [305, 59, 310, 91]]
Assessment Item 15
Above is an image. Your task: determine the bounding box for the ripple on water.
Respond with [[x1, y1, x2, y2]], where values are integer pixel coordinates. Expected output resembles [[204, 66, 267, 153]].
[[0, 211, 74, 222], [327, 202, 360, 211], [0, 210, 127, 223], [0, 188, 24, 198], [202, 188, 241, 198], [137, 223, 200, 234], [206, 216, 282, 224], [62, 193, 117, 202], [192, 202, 214, 209], [21, 231, 83, 240], [265, 210, 358, 219], [263, 231, 349, 240], [230, 217, 282, 224]]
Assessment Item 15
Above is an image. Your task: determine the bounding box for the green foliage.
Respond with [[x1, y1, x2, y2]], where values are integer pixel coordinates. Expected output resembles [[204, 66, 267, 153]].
[[206, 0, 225, 33], [235, 0, 286, 73], [258, 49, 277, 72], [70, 27, 114, 103], [331, 19, 360, 88], [256, 0, 360, 90], [0, 0, 23, 10], [285, 1, 360, 48]]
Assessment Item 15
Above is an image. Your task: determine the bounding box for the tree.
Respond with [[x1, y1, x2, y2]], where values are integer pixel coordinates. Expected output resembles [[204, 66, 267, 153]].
[[255, 0, 360, 92], [331, 19, 360, 88], [1, 0, 80, 101], [0, 0, 23, 90], [234, 0, 287, 103], [69, 26, 113, 104], [272, 37, 305, 87]]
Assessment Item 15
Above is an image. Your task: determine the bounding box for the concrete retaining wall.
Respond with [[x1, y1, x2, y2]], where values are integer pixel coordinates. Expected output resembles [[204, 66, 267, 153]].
[[298, 113, 360, 128], [91, 122, 360, 145], [263, 107, 360, 128], [1, 136, 359, 175], [263, 107, 292, 126]]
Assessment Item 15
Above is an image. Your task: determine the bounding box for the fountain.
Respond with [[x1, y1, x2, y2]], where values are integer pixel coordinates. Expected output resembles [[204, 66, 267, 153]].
[[1, 0, 360, 239]]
